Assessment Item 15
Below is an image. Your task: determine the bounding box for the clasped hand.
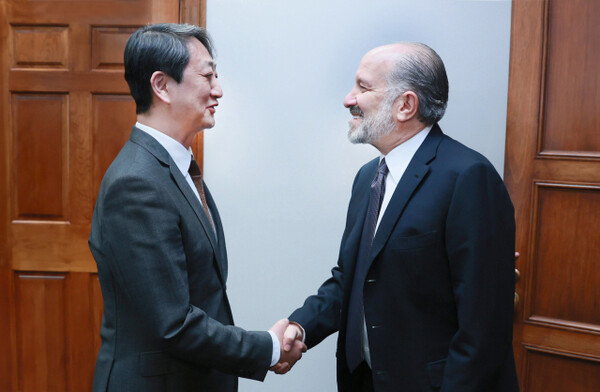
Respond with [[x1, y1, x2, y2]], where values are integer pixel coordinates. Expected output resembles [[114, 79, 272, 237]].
[[269, 319, 307, 375]]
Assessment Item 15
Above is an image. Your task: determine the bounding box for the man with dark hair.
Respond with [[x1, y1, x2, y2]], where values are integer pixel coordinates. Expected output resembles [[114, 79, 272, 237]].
[[283, 43, 519, 391], [89, 23, 304, 392]]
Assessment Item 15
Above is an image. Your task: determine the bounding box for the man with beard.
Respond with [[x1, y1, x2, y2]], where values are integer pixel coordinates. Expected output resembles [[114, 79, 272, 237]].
[[282, 43, 519, 392]]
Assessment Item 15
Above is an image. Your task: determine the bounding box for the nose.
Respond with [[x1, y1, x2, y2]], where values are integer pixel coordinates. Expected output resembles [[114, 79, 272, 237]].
[[212, 79, 223, 98], [343, 89, 357, 108]]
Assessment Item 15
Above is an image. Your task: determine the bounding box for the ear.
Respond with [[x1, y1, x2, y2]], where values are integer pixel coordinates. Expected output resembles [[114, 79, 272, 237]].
[[150, 71, 171, 105], [395, 91, 419, 122]]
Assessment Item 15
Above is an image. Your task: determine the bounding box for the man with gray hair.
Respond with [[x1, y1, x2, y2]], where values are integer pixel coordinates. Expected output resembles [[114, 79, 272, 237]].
[[89, 23, 305, 392], [283, 43, 519, 391]]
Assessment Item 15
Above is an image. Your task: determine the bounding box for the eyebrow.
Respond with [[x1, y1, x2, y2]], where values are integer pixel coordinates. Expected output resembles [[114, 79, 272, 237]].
[[356, 77, 370, 87], [206, 61, 217, 71]]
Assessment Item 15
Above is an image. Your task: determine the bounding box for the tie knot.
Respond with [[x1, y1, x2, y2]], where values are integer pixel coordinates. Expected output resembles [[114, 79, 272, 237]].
[[189, 157, 201, 177], [371, 158, 388, 189], [377, 158, 389, 177]]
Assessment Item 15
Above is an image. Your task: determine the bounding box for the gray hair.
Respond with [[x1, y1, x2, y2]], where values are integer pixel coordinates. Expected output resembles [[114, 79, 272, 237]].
[[386, 43, 449, 125]]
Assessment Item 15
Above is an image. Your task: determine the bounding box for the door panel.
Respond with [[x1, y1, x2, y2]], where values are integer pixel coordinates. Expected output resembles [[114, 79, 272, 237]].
[[0, 1, 207, 390], [539, 0, 599, 155], [15, 274, 68, 392], [530, 184, 600, 328], [12, 93, 69, 220], [524, 348, 600, 392], [505, 0, 600, 391]]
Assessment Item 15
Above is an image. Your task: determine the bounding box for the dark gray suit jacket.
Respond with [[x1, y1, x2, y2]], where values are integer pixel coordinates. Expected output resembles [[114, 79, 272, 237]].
[[89, 127, 272, 392], [290, 125, 519, 392]]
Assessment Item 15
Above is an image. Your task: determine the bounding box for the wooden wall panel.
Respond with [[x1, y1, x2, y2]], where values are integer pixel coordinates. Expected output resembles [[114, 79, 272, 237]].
[[524, 347, 600, 392], [12, 224, 95, 272], [91, 26, 138, 70], [92, 94, 136, 199], [1, 7, 13, 391], [11, 25, 69, 69], [9, 70, 131, 93], [91, 274, 103, 357], [68, 91, 93, 225], [530, 183, 600, 329], [0, 269, 16, 391], [9, 2, 158, 25], [65, 273, 98, 392], [15, 273, 67, 392], [540, 0, 600, 156], [12, 93, 68, 220]]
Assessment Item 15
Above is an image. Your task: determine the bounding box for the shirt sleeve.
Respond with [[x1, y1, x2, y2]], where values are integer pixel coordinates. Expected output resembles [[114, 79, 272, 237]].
[[268, 331, 281, 366]]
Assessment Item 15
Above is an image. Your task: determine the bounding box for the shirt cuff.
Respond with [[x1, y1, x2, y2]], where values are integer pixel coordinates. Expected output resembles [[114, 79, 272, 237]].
[[268, 330, 280, 367]]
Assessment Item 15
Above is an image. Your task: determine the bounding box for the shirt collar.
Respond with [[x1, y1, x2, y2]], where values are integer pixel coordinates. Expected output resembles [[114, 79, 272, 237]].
[[382, 125, 432, 184], [135, 121, 193, 175]]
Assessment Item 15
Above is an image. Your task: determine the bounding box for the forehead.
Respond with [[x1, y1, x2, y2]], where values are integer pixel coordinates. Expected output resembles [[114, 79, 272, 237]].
[[186, 38, 215, 70], [355, 51, 394, 86]]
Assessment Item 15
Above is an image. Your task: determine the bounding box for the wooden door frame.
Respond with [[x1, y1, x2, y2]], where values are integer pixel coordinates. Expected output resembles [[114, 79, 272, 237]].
[[0, 4, 14, 388], [504, 0, 542, 377]]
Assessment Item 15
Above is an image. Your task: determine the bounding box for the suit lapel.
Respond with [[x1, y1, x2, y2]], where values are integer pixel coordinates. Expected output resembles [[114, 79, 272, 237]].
[[169, 164, 219, 250], [128, 127, 224, 284], [369, 125, 444, 262]]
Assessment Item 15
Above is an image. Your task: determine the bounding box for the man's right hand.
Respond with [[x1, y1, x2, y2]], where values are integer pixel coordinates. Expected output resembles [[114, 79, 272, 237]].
[[269, 319, 306, 374], [283, 322, 304, 352]]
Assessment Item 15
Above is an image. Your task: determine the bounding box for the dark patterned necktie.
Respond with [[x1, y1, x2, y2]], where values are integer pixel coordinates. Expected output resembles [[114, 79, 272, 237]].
[[346, 158, 389, 372], [188, 158, 215, 232]]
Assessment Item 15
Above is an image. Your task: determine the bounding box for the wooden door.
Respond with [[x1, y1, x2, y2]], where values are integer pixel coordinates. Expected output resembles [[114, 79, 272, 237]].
[[0, 1, 206, 391], [505, 0, 600, 390]]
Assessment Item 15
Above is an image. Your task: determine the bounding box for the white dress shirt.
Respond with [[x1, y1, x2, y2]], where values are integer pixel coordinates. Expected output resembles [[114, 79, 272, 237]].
[[136, 122, 220, 231], [135, 122, 201, 202], [376, 126, 432, 231], [362, 125, 432, 367], [135, 122, 281, 366]]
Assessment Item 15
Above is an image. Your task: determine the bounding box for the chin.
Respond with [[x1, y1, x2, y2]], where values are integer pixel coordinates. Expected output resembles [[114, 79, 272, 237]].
[[348, 129, 365, 144], [201, 121, 216, 129]]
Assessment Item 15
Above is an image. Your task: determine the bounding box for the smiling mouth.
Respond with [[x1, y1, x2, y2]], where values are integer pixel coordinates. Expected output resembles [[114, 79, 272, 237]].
[[349, 105, 363, 119]]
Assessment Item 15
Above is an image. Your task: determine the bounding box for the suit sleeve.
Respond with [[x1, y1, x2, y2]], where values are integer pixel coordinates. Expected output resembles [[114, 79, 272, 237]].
[[99, 174, 272, 381], [288, 164, 369, 348], [289, 262, 344, 349], [440, 161, 516, 391]]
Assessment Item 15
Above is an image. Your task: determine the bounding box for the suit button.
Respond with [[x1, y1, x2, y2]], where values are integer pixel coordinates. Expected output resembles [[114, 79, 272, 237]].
[[370, 324, 381, 329], [366, 279, 376, 283]]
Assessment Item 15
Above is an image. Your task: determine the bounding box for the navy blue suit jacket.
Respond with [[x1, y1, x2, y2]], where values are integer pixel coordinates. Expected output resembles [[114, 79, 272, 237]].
[[290, 125, 519, 391], [89, 127, 272, 392]]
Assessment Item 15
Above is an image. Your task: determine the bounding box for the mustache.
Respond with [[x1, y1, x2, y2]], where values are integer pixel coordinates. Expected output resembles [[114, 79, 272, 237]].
[[349, 105, 363, 116]]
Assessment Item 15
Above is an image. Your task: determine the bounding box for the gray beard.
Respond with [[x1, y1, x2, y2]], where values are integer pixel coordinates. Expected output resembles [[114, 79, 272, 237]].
[[347, 97, 396, 145]]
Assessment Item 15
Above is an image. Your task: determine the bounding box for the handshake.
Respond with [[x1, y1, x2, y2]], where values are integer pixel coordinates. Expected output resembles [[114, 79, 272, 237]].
[[268, 319, 307, 375]]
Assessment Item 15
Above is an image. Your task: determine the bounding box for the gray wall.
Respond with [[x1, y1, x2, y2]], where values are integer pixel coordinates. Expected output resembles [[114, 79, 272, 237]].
[[204, 1, 512, 390]]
